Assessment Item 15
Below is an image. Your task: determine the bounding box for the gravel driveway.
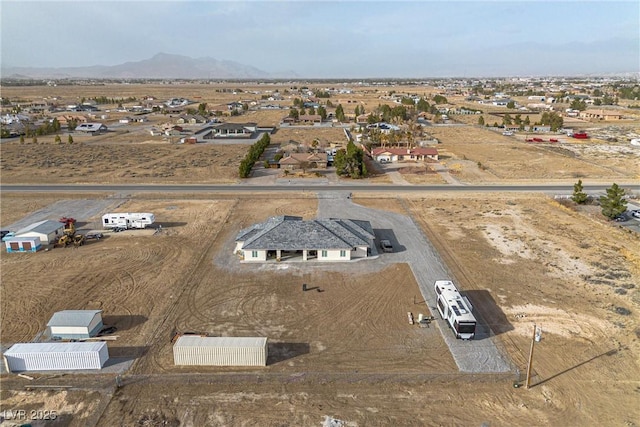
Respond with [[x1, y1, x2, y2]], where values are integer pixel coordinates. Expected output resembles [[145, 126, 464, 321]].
[[317, 191, 512, 373]]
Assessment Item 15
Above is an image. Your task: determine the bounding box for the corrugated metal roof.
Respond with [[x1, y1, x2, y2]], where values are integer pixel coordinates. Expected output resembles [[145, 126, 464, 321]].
[[16, 220, 63, 236], [237, 216, 374, 251], [47, 310, 102, 327], [175, 336, 267, 348], [5, 341, 106, 354]]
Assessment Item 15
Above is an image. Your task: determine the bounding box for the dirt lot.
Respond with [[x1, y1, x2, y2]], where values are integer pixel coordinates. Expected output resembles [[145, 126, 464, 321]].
[[1, 192, 638, 426], [429, 125, 639, 183], [1, 82, 640, 425]]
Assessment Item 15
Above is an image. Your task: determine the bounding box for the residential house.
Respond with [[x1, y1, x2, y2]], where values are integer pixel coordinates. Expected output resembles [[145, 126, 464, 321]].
[[372, 147, 439, 163], [579, 109, 622, 121], [279, 152, 328, 170], [191, 123, 258, 142], [75, 123, 108, 134], [234, 216, 375, 262]]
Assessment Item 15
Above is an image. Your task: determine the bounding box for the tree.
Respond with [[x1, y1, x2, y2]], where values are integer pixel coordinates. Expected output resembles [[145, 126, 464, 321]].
[[54, 134, 62, 144], [506, 101, 516, 109], [570, 99, 587, 111], [19, 135, 25, 144], [68, 134, 74, 144], [335, 104, 345, 122], [32, 135, 38, 144], [354, 105, 361, 117], [334, 140, 366, 178], [288, 108, 299, 120], [432, 94, 447, 104], [503, 114, 513, 126], [477, 116, 485, 126], [416, 98, 430, 112], [198, 103, 208, 116], [317, 105, 327, 121], [571, 179, 588, 204], [599, 183, 627, 219]]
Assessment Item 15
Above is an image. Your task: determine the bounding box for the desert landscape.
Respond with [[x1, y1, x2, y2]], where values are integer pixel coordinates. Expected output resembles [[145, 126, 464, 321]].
[[1, 81, 640, 426]]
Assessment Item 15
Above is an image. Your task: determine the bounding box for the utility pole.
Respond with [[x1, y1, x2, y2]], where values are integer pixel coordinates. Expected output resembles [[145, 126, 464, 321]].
[[526, 324, 537, 389]]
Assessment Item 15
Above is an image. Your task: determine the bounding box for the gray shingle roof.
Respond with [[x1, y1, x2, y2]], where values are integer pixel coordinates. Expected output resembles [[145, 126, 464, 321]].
[[47, 310, 102, 327], [236, 216, 374, 251]]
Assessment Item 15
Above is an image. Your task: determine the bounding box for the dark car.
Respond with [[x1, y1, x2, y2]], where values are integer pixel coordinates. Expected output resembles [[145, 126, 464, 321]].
[[380, 240, 393, 253], [85, 232, 104, 240]]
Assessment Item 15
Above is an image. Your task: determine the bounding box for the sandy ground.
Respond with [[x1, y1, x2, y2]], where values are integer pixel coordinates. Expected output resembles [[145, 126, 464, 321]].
[[0, 192, 638, 426], [1, 83, 640, 425]]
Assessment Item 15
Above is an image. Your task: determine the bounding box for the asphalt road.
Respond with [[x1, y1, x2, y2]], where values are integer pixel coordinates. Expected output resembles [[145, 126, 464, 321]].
[[2, 183, 639, 193]]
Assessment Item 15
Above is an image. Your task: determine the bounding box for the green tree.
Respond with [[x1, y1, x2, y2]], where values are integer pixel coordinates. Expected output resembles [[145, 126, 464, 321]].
[[599, 183, 627, 219], [335, 104, 345, 122], [198, 103, 208, 116], [506, 101, 516, 109], [354, 105, 361, 117], [334, 140, 367, 178], [317, 105, 327, 121], [68, 134, 74, 144], [54, 134, 62, 144], [288, 108, 299, 120], [416, 98, 430, 112], [571, 179, 589, 204], [432, 94, 447, 104], [477, 116, 485, 126], [503, 114, 513, 126], [570, 99, 587, 111]]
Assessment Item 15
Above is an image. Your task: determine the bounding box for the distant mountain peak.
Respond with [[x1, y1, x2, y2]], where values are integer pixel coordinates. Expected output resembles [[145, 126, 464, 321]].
[[1, 53, 283, 79]]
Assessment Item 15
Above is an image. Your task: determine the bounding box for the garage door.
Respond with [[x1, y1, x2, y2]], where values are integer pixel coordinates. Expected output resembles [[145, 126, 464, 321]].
[[23, 242, 32, 251], [10, 242, 19, 251]]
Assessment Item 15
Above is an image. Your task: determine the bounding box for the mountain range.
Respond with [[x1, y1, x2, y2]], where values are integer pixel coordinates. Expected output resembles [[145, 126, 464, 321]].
[[1, 53, 298, 80]]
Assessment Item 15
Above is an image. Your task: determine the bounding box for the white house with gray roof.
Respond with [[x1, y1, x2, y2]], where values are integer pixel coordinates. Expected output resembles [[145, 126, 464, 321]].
[[235, 216, 375, 262], [15, 220, 64, 244]]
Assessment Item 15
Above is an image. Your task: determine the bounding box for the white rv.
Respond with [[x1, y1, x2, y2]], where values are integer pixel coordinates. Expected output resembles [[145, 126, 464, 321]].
[[434, 280, 476, 340], [102, 213, 155, 230]]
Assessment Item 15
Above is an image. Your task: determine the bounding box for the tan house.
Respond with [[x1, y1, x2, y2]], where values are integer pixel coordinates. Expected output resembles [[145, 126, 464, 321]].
[[579, 109, 622, 120], [372, 147, 439, 163], [279, 152, 328, 170]]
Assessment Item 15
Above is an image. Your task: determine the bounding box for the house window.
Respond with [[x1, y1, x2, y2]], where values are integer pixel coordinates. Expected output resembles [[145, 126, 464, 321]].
[[340, 250, 346, 257], [321, 250, 328, 257], [251, 251, 258, 258]]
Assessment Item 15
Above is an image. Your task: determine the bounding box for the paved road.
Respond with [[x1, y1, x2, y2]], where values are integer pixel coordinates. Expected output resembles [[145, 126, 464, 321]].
[[317, 192, 511, 373], [2, 183, 638, 193]]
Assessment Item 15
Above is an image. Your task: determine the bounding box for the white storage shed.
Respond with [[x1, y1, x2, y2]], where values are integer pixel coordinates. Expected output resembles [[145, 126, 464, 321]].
[[3, 342, 109, 372], [173, 336, 268, 367], [47, 310, 103, 339], [15, 220, 64, 244], [4, 236, 42, 253]]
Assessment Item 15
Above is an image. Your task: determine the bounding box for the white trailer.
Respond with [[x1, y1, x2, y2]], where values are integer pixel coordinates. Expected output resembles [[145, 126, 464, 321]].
[[102, 213, 155, 230], [434, 280, 477, 340]]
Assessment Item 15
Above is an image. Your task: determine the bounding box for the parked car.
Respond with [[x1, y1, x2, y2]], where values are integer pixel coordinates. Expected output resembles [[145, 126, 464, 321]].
[[614, 215, 627, 222], [380, 240, 393, 253], [631, 210, 640, 218], [85, 232, 104, 240]]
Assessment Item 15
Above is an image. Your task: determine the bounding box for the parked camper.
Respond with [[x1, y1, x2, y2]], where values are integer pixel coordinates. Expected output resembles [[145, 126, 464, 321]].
[[102, 213, 155, 230], [434, 280, 476, 340]]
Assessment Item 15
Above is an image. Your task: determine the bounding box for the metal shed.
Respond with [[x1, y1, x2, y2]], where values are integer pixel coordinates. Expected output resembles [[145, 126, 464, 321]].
[[4, 236, 41, 253], [173, 336, 267, 366], [47, 310, 103, 339], [3, 342, 109, 372], [15, 220, 64, 244]]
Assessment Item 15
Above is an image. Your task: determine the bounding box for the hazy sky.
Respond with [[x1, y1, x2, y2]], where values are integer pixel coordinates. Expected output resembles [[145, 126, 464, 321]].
[[1, 0, 638, 77]]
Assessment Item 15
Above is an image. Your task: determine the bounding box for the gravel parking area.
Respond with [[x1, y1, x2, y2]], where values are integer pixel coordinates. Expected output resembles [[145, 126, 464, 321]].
[[317, 191, 512, 373], [2, 198, 124, 231]]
